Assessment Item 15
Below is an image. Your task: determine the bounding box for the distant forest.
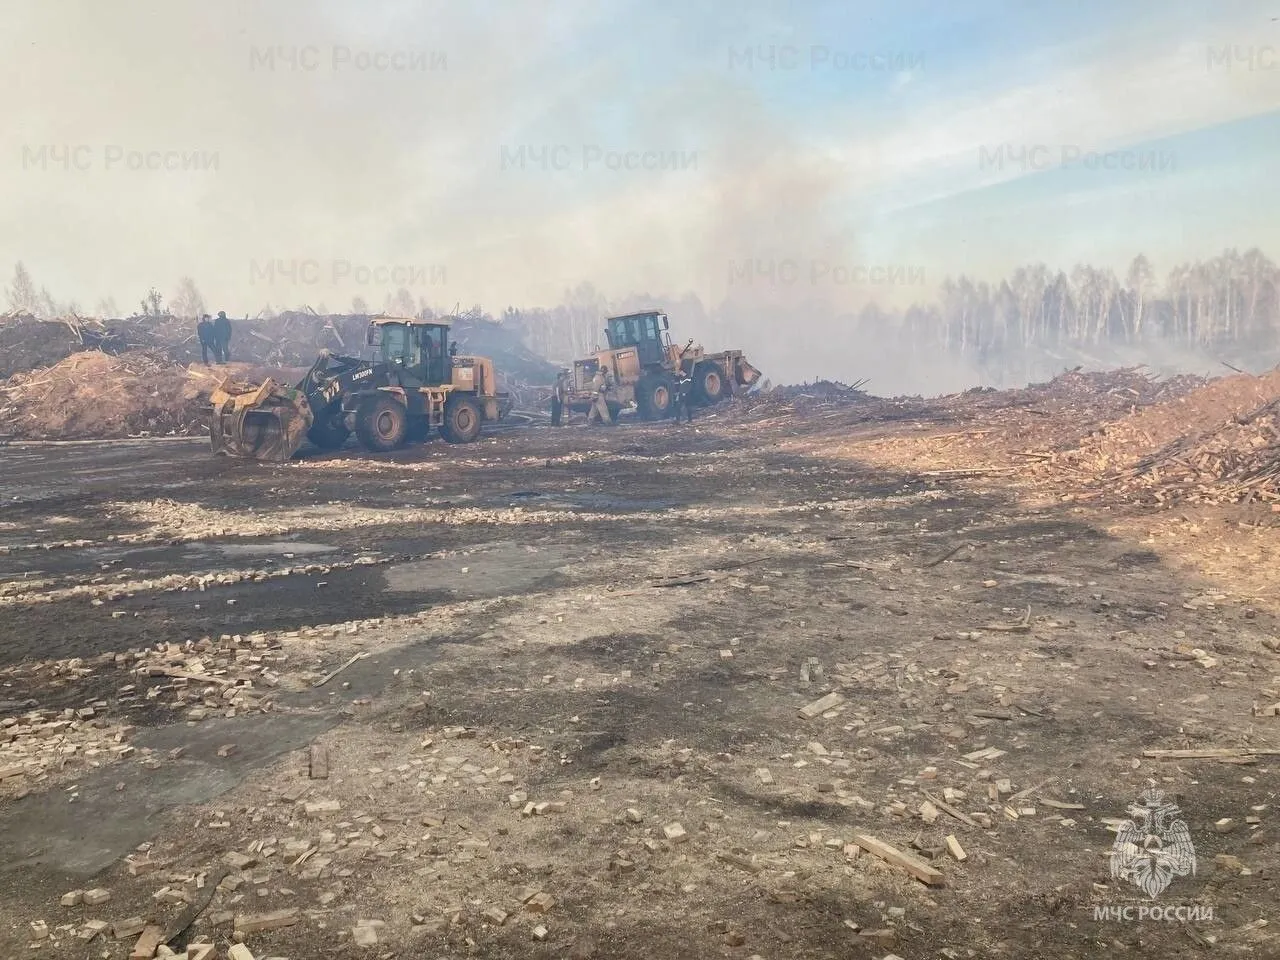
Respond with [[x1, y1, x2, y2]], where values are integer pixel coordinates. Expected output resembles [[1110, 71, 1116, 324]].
[[8, 248, 1280, 385], [500, 249, 1280, 374]]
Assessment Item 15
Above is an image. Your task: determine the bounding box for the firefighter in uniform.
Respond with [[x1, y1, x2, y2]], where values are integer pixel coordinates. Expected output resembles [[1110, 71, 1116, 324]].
[[586, 364, 614, 426]]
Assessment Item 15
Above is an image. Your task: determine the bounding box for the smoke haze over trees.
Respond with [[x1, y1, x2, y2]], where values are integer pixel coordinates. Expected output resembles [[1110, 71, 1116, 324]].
[[501, 247, 1280, 391], [7, 247, 1280, 394]]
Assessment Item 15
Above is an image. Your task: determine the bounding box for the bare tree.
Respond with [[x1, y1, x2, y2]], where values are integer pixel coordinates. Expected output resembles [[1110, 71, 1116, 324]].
[[139, 287, 165, 317], [37, 287, 58, 318], [170, 277, 205, 319], [5, 261, 40, 314], [1240, 248, 1275, 343], [1124, 255, 1154, 341], [386, 287, 416, 317]]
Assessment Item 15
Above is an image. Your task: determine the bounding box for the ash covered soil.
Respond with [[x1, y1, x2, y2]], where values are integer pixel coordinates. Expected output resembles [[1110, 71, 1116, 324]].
[[0, 397, 1277, 959]]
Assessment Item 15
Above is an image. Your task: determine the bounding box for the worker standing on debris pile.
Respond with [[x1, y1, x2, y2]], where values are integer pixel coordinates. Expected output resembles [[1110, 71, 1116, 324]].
[[196, 315, 217, 365], [212, 311, 233, 363], [586, 364, 614, 426]]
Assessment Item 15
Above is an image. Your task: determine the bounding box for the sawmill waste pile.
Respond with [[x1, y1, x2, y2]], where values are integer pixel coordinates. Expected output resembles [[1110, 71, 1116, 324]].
[[0, 352, 297, 441], [1067, 368, 1280, 504]]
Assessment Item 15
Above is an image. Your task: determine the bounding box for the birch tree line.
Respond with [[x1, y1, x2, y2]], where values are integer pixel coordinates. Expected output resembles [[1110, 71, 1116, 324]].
[[499, 250, 1280, 368], [10, 248, 1280, 374], [894, 249, 1280, 359]]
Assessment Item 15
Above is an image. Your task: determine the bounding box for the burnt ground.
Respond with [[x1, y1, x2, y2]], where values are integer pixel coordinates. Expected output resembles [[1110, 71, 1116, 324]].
[[0, 412, 1277, 959]]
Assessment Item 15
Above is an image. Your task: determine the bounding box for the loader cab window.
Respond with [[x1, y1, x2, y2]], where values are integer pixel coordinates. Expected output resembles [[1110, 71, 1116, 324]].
[[379, 324, 413, 366], [635, 313, 664, 365], [419, 325, 447, 384], [607, 316, 638, 349]]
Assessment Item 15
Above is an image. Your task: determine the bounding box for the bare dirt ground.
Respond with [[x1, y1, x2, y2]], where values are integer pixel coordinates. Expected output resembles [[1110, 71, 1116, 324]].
[[0, 394, 1277, 959]]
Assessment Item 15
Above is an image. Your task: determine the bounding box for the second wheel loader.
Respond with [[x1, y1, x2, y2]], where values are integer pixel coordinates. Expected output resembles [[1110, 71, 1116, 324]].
[[209, 316, 511, 461], [553, 310, 760, 423]]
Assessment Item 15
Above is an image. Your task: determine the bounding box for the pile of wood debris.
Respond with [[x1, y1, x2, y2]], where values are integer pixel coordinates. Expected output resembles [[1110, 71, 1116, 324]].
[[0, 631, 301, 798], [0, 351, 292, 440], [1052, 369, 1280, 504], [1113, 395, 1280, 504]]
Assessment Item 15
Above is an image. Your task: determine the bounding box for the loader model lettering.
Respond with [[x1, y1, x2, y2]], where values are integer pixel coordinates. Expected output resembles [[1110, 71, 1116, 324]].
[[352, 369, 373, 380]]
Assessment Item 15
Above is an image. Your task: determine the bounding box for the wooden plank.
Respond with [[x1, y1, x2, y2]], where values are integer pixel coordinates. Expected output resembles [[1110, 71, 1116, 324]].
[[309, 744, 328, 780], [1040, 798, 1086, 811], [714, 850, 763, 874], [850, 834, 945, 887], [961, 746, 1007, 762], [1143, 748, 1280, 760], [161, 867, 229, 944], [129, 925, 164, 960], [144, 668, 232, 687], [1006, 776, 1057, 804], [798, 692, 845, 719], [921, 791, 979, 828]]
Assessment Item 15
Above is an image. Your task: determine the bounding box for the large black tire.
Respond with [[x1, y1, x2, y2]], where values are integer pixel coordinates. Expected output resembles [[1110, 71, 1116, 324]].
[[550, 396, 563, 427], [355, 395, 408, 452], [442, 395, 483, 443], [307, 415, 350, 451], [692, 363, 726, 405], [635, 373, 676, 420], [606, 400, 622, 423], [405, 418, 430, 444]]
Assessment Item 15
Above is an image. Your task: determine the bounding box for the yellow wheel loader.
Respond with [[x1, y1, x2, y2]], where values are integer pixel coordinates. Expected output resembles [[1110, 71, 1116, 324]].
[[210, 316, 511, 461], [555, 310, 761, 422]]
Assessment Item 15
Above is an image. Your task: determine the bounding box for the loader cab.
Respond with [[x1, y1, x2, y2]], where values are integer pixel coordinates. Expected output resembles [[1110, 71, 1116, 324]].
[[604, 311, 668, 367], [366, 318, 451, 386]]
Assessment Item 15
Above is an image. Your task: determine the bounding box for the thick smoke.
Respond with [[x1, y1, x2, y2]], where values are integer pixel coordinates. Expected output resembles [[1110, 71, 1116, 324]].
[[1, 1, 1276, 392]]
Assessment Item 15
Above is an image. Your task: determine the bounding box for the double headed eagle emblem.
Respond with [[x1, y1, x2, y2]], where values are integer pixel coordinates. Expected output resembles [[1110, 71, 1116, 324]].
[[1110, 786, 1197, 898]]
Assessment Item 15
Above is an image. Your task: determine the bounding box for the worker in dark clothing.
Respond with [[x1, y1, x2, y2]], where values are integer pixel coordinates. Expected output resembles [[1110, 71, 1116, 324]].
[[196, 315, 216, 365], [212, 311, 233, 363], [550, 371, 569, 427], [675, 373, 695, 423]]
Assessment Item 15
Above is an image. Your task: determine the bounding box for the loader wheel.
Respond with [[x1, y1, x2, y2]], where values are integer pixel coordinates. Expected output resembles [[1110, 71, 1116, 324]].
[[636, 373, 675, 420], [693, 364, 725, 404], [307, 416, 350, 451], [606, 401, 622, 423], [405, 419, 430, 444], [442, 395, 483, 443], [355, 395, 408, 452]]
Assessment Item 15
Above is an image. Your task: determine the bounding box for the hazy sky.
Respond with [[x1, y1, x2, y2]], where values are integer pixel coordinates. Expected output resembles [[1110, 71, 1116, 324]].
[[2, 0, 1277, 330]]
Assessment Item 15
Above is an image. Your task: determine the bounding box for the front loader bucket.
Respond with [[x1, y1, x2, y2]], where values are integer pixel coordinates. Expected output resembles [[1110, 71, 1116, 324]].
[[209, 378, 313, 462], [734, 356, 763, 388]]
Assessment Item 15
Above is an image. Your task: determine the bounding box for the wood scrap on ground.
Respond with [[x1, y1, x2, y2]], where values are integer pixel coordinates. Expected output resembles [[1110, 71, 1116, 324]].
[[850, 834, 945, 887]]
